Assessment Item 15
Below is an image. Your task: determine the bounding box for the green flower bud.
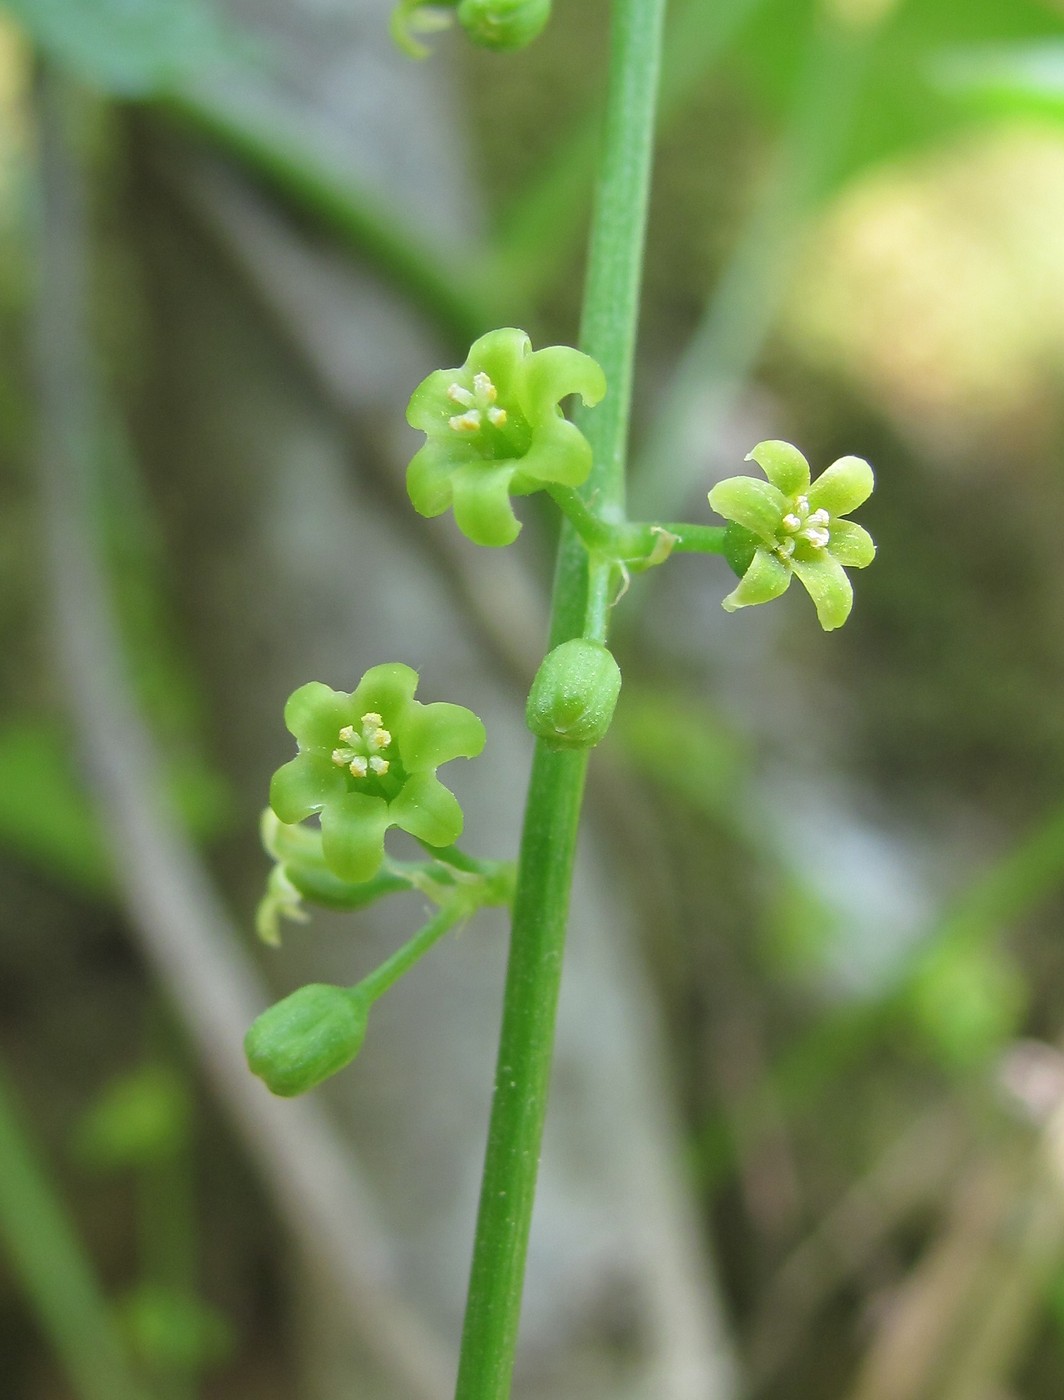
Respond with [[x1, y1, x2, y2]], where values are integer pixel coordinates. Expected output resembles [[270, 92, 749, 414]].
[[456, 0, 551, 51], [245, 984, 370, 1097], [526, 640, 622, 751]]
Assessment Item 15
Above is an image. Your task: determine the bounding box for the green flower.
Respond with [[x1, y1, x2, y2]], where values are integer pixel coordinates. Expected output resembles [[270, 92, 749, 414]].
[[708, 441, 876, 631], [269, 664, 486, 884], [406, 327, 606, 547]]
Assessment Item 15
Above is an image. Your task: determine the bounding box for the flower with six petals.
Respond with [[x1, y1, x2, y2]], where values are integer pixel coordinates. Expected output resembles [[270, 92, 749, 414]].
[[406, 327, 606, 547], [269, 664, 486, 884], [708, 440, 876, 631]]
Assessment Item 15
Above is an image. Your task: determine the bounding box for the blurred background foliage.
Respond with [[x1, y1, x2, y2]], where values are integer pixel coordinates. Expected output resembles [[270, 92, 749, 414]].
[[5, 0, 1064, 1397]]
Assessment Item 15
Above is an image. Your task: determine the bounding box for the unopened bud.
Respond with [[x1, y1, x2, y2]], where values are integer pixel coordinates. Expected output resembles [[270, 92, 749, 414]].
[[245, 984, 369, 1097], [457, 0, 551, 50], [526, 639, 622, 750]]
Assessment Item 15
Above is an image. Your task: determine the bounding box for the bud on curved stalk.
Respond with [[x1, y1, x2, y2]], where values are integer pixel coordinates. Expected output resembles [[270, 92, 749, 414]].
[[457, 0, 551, 50], [245, 984, 370, 1097], [526, 639, 622, 750]]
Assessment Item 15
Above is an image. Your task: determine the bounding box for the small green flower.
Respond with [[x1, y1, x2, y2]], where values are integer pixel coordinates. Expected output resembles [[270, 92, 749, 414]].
[[406, 327, 606, 547], [269, 664, 486, 884], [708, 440, 876, 631]]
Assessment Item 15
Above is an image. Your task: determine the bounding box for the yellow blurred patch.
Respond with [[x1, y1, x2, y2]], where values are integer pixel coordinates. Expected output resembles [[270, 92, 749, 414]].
[[786, 130, 1064, 462]]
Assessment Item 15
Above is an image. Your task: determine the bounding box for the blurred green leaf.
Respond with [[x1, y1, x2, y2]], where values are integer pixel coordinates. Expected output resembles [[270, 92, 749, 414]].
[[907, 940, 1027, 1070], [0, 720, 111, 894], [73, 1065, 192, 1171], [734, 0, 1058, 185], [614, 689, 749, 825], [933, 41, 1064, 122], [118, 1283, 233, 1373], [1, 0, 241, 97]]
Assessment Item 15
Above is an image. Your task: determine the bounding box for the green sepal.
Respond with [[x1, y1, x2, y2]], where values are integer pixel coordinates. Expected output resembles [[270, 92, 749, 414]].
[[721, 523, 759, 580], [245, 984, 370, 1097], [390, 0, 458, 58]]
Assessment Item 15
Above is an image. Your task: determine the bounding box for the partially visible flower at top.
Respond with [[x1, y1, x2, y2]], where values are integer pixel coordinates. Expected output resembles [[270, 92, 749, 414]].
[[708, 441, 876, 631], [455, 0, 551, 50], [269, 664, 486, 884], [390, 0, 550, 57], [406, 327, 606, 547]]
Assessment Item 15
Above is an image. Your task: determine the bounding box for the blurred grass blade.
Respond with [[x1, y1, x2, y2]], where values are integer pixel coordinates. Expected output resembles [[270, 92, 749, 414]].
[[490, 0, 765, 299], [631, 11, 874, 517], [0, 1064, 151, 1400], [0, 720, 112, 894]]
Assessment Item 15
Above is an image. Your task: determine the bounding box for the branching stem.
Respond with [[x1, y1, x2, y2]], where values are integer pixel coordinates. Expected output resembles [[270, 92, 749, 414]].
[[452, 1, 668, 1396]]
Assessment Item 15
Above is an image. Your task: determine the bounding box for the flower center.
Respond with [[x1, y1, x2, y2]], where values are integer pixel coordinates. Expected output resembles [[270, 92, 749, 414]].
[[331, 713, 393, 779], [776, 495, 830, 559], [447, 372, 508, 434]]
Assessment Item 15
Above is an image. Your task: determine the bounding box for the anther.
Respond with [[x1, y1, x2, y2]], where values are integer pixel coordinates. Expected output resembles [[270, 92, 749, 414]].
[[781, 513, 802, 532], [369, 755, 390, 776], [348, 755, 369, 778], [472, 372, 497, 402], [449, 411, 482, 433], [447, 383, 474, 406]]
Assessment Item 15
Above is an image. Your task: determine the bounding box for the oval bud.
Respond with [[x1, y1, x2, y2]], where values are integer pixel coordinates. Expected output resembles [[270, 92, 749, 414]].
[[456, 0, 551, 51], [245, 984, 369, 1097], [526, 639, 622, 750]]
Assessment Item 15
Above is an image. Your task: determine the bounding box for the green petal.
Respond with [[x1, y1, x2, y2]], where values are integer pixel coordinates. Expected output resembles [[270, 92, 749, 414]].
[[829, 519, 876, 569], [466, 327, 531, 396], [708, 476, 788, 544], [517, 345, 606, 422], [807, 455, 874, 517], [320, 793, 392, 883], [406, 367, 466, 435], [349, 664, 420, 728], [407, 441, 458, 518], [401, 701, 486, 772], [450, 462, 521, 546], [270, 754, 346, 824], [721, 548, 791, 613], [746, 440, 810, 496], [791, 553, 853, 631], [513, 418, 592, 489], [284, 682, 354, 750], [389, 774, 464, 847]]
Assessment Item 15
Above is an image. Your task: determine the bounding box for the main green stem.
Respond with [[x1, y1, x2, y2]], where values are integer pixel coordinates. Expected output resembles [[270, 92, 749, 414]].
[[453, 1, 667, 1396]]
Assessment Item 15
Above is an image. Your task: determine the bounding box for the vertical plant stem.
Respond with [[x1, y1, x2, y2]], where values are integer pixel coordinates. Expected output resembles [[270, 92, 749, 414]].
[[453, 2, 667, 1397], [0, 1065, 150, 1400]]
